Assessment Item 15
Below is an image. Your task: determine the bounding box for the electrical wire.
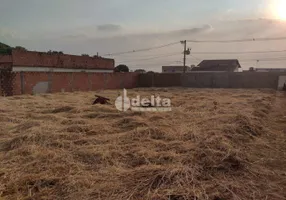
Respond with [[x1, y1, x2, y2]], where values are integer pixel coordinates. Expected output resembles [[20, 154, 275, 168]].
[[192, 49, 286, 55], [127, 60, 183, 67], [190, 55, 202, 62], [102, 41, 180, 56], [117, 52, 181, 63], [240, 60, 286, 64], [240, 57, 286, 62], [187, 36, 286, 43]]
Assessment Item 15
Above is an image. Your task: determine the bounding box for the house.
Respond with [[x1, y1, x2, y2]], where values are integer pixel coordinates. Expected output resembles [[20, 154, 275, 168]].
[[191, 59, 241, 72], [162, 66, 191, 73], [0, 49, 115, 73], [255, 68, 286, 72]]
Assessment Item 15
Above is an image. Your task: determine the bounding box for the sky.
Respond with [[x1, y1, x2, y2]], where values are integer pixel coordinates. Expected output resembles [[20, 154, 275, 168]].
[[1, 0, 286, 71]]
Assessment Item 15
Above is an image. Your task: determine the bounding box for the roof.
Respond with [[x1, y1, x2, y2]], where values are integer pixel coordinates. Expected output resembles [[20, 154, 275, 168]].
[[192, 59, 241, 72]]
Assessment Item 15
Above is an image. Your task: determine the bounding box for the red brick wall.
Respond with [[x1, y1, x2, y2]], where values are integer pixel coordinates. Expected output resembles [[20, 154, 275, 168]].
[[12, 50, 114, 70], [0, 55, 13, 69], [89, 73, 107, 90], [22, 72, 50, 95], [50, 73, 73, 93], [0, 55, 12, 63], [10, 72, 139, 95]]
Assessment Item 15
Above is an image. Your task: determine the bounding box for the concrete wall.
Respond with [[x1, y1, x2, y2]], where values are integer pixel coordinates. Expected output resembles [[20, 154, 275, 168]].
[[12, 50, 114, 70], [1, 71, 138, 96], [139, 72, 286, 89], [139, 73, 181, 87]]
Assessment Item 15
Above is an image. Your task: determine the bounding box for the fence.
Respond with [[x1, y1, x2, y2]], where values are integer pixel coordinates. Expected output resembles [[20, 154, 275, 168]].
[[0, 70, 138, 96], [1, 71, 286, 96], [138, 72, 286, 90]]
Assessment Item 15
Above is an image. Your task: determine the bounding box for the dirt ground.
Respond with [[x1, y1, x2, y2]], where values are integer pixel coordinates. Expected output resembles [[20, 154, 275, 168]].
[[0, 88, 285, 200]]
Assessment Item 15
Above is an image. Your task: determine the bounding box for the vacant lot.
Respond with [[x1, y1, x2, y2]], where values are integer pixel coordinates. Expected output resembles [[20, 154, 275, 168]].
[[0, 88, 285, 200]]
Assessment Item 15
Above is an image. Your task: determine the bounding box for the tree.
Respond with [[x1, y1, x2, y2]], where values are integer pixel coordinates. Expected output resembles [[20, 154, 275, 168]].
[[249, 67, 255, 72], [134, 69, 146, 74], [0, 42, 12, 55], [114, 64, 129, 73], [81, 54, 89, 57], [0, 42, 10, 49], [47, 50, 64, 55], [14, 46, 27, 51]]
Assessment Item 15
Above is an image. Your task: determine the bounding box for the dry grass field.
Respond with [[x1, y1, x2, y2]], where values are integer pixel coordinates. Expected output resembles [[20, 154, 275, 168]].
[[0, 88, 285, 200]]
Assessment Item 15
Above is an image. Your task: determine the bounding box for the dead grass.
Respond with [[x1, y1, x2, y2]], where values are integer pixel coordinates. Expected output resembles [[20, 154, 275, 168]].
[[0, 88, 285, 200]]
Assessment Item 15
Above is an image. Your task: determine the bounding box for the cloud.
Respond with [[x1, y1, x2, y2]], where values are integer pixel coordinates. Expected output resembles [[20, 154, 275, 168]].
[[5, 19, 286, 71], [97, 24, 122, 32], [59, 24, 214, 43], [170, 24, 213, 36], [61, 34, 88, 40]]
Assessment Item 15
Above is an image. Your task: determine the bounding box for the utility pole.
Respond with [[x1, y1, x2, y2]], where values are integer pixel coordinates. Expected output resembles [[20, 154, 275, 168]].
[[181, 40, 190, 73]]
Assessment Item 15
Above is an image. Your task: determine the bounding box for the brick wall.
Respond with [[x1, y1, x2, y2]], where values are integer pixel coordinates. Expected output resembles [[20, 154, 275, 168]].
[[7, 72, 139, 96], [12, 50, 114, 70], [0, 55, 13, 69], [2, 71, 286, 96], [0, 55, 12, 63]]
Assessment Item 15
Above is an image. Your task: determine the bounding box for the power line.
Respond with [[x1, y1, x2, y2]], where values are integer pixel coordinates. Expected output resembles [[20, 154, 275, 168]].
[[240, 59, 286, 63], [187, 36, 286, 43], [113, 51, 181, 59], [102, 41, 180, 56], [190, 55, 202, 62], [239, 56, 286, 62], [192, 49, 286, 55], [130, 60, 182, 68], [117, 52, 181, 63]]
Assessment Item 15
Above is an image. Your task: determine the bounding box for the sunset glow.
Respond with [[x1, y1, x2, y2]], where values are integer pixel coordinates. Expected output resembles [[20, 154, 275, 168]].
[[272, 0, 286, 20]]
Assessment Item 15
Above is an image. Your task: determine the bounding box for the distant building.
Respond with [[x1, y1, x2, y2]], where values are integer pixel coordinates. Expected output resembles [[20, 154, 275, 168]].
[[0, 49, 114, 73], [162, 66, 191, 73], [255, 68, 286, 72], [191, 59, 241, 72]]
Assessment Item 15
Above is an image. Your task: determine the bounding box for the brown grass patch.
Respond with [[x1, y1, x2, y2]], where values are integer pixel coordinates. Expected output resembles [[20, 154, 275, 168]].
[[0, 89, 285, 200]]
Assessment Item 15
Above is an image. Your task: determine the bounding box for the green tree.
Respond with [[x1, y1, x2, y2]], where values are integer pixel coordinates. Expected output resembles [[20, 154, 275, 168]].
[[114, 64, 129, 73], [0, 42, 12, 54], [47, 50, 64, 55], [14, 46, 27, 51]]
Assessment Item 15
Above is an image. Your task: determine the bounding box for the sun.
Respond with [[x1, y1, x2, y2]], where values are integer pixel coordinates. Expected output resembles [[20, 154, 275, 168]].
[[272, 0, 286, 20]]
